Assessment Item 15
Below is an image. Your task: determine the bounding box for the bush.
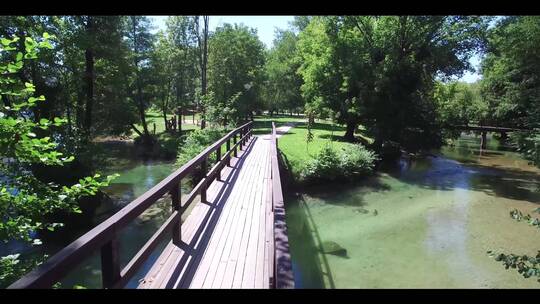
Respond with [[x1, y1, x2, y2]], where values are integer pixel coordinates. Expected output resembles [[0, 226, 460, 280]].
[[176, 127, 229, 167], [512, 129, 540, 167], [300, 143, 377, 184]]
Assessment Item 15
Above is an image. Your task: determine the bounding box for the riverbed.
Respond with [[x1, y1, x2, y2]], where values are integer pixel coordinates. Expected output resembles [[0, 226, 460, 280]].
[[286, 134, 540, 288]]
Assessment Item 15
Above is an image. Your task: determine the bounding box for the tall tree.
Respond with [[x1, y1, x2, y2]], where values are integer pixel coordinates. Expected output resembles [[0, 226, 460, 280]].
[[298, 16, 490, 151], [193, 16, 209, 129], [207, 23, 265, 126], [263, 29, 303, 115], [125, 16, 155, 143]]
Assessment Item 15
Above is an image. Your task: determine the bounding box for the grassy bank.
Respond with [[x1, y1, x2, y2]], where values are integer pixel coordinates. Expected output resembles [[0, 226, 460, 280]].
[[253, 115, 376, 183]]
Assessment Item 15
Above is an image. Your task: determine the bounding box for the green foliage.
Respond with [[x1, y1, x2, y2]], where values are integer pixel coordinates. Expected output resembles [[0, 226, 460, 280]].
[[511, 130, 540, 167], [297, 16, 490, 150], [300, 143, 376, 184], [0, 254, 48, 288], [487, 207, 540, 283], [262, 29, 303, 114], [0, 33, 117, 287], [175, 127, 228, 167], [207, 23, 266, 125]]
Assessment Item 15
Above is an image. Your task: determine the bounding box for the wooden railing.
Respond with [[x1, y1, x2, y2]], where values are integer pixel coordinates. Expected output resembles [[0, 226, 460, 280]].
[[270, 122, 294, 289], [8, 121, 253, 289]]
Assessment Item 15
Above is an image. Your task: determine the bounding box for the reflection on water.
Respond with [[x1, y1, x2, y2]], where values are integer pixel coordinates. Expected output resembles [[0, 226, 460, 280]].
[[286, 133, 540, 288]]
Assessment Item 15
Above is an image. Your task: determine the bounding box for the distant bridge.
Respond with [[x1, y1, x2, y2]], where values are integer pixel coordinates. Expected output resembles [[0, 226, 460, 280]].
[[447, 125, 531, 149]]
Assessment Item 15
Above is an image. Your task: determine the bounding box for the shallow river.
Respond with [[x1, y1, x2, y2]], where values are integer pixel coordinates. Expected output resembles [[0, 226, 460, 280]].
[[286, 134, 540, 288]]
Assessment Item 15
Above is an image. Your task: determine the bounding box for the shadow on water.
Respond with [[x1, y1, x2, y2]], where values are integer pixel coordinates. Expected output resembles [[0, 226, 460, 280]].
[[285, 192, 335, 288], [377, 134, 540, 204]]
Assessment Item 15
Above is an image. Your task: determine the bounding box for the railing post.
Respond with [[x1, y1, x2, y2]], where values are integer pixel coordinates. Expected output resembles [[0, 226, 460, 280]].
[[101, 237, 120, 289], [171, 183, 181, 246], [226, 138, 231, 166], [239, 129, 243, 151], [216, 145, 221, 181], [201, 157, 207, 203], [233, 133, 238, 158]]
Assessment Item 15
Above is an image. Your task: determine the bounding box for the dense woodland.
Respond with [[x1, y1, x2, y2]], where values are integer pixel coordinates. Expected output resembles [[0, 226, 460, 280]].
[[2, 15, 540, 287]]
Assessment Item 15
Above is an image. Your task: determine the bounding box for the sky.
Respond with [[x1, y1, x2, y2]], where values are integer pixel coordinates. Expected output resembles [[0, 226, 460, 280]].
[[148, 15, 481, 83]]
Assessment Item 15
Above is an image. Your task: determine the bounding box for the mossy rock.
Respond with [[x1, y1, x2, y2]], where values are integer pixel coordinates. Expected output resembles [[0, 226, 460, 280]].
[[354, 208, 370, 214], [321, 241, 347, 257]]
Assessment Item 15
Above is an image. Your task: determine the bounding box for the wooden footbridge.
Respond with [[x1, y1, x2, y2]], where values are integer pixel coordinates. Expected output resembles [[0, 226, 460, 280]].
[[8, 122, 295, 289]]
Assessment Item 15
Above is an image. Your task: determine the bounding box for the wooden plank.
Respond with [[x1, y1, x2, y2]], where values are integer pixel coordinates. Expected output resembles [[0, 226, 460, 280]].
[[231, 139, 266, 288], [205, 144, 256, 288], [217, 139, 264, 288], [179, 142, 255, 288], [198, 139, 260, 288]]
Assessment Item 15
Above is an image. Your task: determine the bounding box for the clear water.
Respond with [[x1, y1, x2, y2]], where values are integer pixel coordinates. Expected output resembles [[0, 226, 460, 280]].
[[286, 134, 540, 288]]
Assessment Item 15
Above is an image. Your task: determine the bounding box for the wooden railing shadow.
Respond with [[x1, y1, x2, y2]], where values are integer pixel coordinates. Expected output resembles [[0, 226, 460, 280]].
[[161, 137, 258, 288]]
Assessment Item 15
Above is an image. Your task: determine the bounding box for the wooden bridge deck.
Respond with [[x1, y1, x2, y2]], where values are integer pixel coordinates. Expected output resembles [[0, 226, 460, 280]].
[[138, 135, 274, 288]]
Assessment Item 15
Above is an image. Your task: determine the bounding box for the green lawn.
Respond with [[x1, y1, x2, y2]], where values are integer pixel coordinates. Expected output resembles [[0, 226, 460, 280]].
[[131, 110, 200, 138], [252, 114, 307, 135], [278, 121, 352, 175], [253, 115, 369, 177]]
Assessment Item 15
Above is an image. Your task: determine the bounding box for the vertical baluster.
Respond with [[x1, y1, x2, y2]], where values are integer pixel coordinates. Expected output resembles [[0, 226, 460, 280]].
[[239, 129, 243, 151], [216, 145, 221, 181], [233, 133, 238, 158], [226, 138, 231, 166], [101, 237, 120, 289], [171, 183, 181, 246], [201, 157, 207, 203]]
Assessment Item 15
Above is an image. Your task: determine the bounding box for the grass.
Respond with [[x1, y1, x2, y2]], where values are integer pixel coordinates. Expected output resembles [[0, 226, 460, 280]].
[[252, 114, 307, 135], [131, 110, 200, 139], [278, 122, 352, 176], [253, 115, 370, 177]]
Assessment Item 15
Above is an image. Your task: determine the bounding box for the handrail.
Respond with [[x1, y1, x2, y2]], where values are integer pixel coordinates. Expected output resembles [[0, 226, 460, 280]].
[[270, 122, 294, 289], [8, 121, 253, 289]]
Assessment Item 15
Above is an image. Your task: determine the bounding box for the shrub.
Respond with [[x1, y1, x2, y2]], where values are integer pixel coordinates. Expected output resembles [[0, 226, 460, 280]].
[[176, 127, 229, 167], [300, 143, 377, 184]]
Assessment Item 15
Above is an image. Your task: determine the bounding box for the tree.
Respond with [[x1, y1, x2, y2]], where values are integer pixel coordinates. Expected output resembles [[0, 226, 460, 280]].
[[434, 80, 488, 138], [124, 16, 155, 144], [192, 16, 209, 129], [262, 29, 303, 116], [480, 16, 540, 166], [297, 16, 490, 152], [0, 34, 116, 287], [207, 23, 265, 127], [165, 16, 198, 131]]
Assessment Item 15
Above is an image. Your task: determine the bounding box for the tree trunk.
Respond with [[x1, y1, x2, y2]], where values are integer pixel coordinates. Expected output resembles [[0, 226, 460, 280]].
[[83, 17, 94, 136], [177, 107, 182, 133], [480, 131, 487, 150], [162, 107, 168, 131], [195, 16, 209, 130], [344, 121, 357, 142]]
